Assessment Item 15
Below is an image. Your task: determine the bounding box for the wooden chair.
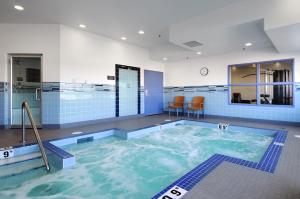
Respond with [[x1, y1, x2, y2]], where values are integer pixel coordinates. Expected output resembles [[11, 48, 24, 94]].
[[168, 96, 185, 117], [187, 96, 204, 118]]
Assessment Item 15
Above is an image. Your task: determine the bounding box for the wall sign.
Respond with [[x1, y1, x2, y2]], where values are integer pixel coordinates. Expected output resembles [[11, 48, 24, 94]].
[[107, 75, 115, 80], [0, 147, 14, 159], [157, 185, 188, 199], [200, 67, 209, 76]]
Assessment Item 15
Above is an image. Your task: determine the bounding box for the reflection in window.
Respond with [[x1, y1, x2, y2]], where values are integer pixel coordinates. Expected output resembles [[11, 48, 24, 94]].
[[260, 85, 293, 105], [230, 64, 257, 84], [231, 86, 257, 104], [229, 59, 294, 106], [260, 60, 293, 83]]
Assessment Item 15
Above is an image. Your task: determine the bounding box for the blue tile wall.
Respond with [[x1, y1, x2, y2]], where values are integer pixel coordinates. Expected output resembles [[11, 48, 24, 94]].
[[2, 81, 145, 127], [12, 92, 39, 109], [11, 90, 41, 125], [164, 84, 300, 122], [42, 82, 61, 125], [4, 84, 8, 127], [5, 81, 299, 126], [0, 82, 4, 126], [0, 82, 58, 126], [0, 82, 8, 127], [59, 83, 116, 124]]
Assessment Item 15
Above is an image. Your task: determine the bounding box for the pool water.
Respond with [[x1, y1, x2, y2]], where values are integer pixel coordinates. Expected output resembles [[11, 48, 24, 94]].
[[0, 125, 273, 199]]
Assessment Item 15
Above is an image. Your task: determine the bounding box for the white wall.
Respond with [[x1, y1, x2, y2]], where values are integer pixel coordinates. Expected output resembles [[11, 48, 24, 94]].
[[0, 24, 164, 85], [60, 25, 165, 85], [0, 24, 60, 82], [165, 47, 300, 86]]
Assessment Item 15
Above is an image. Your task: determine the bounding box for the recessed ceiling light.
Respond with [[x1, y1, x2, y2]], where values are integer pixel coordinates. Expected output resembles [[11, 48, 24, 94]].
[[79, 24, 86, 28], [138, 30, 145, 35], [121, 37, 127, 40], [196, 52, 202, 55], [245, 42, 252, 47], [163, 57, 168, 61], [14, 5, 24, 11]]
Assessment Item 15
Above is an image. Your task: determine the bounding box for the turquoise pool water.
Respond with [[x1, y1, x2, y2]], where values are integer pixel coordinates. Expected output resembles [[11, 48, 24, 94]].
[[0, 125, 273, 199]]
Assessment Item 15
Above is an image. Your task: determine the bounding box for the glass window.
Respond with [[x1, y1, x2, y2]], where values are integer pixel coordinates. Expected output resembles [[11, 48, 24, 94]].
[[231, 86, 257, 104], [229, 59, 294, 106], [260, 60, 293, 83], [230, 64, 257, 84], [260, 85, 293, 105]]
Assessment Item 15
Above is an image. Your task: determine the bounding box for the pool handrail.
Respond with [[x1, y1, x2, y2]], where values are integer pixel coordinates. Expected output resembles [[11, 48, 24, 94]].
[[21, 101, 50, 172]]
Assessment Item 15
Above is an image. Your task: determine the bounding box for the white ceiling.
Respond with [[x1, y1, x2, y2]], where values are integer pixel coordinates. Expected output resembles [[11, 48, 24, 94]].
[[0, 0, 241, 48], [168, 19, 275, 60], [265, 23, 300, 53], [167, 0, 300, 61], [1, 0, 300, 62]]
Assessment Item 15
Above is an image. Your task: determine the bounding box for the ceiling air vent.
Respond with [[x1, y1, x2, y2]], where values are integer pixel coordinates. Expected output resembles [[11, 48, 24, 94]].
[[183, 41, 203, 48]]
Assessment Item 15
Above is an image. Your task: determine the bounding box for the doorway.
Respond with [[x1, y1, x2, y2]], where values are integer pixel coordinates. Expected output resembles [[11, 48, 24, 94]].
[[9, 55, 42, 128], [144, 70, 163, 115]]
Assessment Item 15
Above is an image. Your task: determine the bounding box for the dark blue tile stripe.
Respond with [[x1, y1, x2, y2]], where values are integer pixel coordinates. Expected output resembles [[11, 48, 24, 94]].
[[177, 155, 222, 188], [179, 155, 225, 190], [270, 146, 282, 172], [259, 145, 275, 171], [151, 155, 223, 199], [259, 141, 275, 166], [44, 142, 74, 159], [276, 131, 287, 143], [152, 130, 287, 198]]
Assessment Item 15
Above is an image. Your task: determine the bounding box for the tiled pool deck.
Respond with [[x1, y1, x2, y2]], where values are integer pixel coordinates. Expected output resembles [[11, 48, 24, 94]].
[[152, 126, 287, 199], [0, 114, 299, 199]]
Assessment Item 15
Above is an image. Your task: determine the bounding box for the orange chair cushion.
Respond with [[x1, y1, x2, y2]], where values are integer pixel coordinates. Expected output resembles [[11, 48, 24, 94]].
[[187, 96, 204, 110], [169, 105, 183, 109], [168, 96, 185, 108]]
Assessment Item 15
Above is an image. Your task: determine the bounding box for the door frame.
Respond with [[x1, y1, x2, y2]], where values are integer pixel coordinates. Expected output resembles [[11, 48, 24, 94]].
[[8, 54, 43, 128], [115, 64, 141, 117]]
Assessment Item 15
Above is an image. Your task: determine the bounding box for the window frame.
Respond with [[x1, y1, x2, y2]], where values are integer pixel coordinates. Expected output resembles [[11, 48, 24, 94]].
[[228, 58, 295, 107]]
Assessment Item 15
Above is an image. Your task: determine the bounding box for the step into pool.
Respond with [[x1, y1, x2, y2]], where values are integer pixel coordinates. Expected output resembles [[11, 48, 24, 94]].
[[0, 121, 285, 199]]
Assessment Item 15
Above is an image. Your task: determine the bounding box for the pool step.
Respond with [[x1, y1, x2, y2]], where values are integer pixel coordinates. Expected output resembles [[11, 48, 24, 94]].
[[0, 153, 44, 178], [0, 152, 41, 166]]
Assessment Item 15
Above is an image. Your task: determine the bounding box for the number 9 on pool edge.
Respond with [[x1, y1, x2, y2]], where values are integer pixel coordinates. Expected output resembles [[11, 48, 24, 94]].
[[157, 185, 187, 199], [4, 151, 9, 158], [0, 149, 14, 159]]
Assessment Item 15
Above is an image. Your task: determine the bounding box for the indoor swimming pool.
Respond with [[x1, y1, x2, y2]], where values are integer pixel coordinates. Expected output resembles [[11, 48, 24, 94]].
[[0, 123, 276, 199]]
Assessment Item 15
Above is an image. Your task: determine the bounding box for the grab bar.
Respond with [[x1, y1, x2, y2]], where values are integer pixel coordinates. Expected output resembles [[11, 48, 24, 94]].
[[35, 88, 41, 101], [21, 101, 50, 171]]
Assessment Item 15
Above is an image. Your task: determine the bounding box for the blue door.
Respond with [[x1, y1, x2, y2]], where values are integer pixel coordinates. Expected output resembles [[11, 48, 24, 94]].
[[144, 70, 163, 115]]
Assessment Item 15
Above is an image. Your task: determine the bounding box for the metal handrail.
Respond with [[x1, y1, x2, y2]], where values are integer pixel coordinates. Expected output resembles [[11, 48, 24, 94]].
[[21, 101, 50, 171]]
